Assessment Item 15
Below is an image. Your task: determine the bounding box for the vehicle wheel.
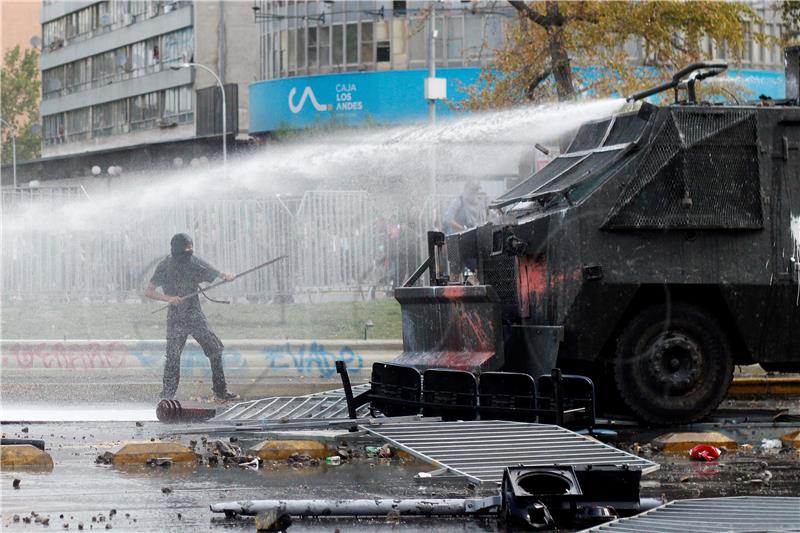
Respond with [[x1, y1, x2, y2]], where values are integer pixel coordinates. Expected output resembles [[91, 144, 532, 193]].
[[614, 303, 733, 425]]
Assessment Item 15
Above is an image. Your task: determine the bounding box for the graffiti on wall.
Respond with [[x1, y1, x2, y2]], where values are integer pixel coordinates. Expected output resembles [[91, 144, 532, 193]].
[[1, 340, 367, 379]]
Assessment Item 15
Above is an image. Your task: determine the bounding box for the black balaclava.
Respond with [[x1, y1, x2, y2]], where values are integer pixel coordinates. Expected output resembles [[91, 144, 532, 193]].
[[170, 233, 193, 261]]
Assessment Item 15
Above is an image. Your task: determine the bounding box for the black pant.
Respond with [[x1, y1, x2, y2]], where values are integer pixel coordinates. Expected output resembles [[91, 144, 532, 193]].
[[162, 308, 227, 397]]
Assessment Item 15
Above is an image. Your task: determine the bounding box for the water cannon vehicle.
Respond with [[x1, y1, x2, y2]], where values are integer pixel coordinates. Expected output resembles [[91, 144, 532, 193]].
[[373, 53, 800, 425]]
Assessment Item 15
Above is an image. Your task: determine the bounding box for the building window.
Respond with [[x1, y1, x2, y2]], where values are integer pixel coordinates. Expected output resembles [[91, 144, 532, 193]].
[[66, 108, 91, 142], [163, 85, 194, 124], [361, 22, 374, 64], [308, 27, 318, 69], [280, 29, 288, 74], [447, 16, 463, 63], [42, 67, 64, 100], [346, 22, 358, 65], [288, 29, 297, 72], [463, 14, 484, 65], [297, 27, 306, 72], [161, 27, 193, 66], [320, 26, 331, 67], [272, 36, 280, 78], [92, 51, 115, 87], [333, 24, 344, 65], [43, 114, 65, 145], [130, 41, 146, 77], [66, 58, 91, 94], [43, 18, 65, 50], [90, 99, 127, 137], [375, 22, 392, 63], [130, 92, 160, 131]]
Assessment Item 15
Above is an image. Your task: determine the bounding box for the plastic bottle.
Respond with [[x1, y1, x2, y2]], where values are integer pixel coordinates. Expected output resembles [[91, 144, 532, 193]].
[[325, 455, 341, 466]]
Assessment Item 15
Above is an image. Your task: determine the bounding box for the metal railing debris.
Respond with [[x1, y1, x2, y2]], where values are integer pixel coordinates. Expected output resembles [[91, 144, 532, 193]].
[[584, 496, 800, 532], [363, 419, 659, 484], [211, 384, 372, 423]]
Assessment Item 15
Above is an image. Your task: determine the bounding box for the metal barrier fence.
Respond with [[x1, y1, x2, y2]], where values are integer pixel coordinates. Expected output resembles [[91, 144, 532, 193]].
[[1, 189, 487, 302]]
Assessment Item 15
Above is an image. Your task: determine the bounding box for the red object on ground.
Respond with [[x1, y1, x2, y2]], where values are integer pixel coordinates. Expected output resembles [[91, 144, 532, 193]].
[[689, 444, 722, 461], [156, 400, 217, 423]]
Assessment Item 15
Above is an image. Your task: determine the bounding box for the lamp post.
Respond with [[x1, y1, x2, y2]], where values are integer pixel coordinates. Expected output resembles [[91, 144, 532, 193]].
[[0, 118, 17, 189], [170, 62, 226, 168]]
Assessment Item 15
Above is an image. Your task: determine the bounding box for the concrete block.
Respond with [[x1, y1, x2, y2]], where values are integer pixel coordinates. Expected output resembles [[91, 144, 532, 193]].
[[250, 439, 333, 461], [781, 430, 800, 449], [110, 442, 198, 465], [0, 444, 54, 469], [653, 432, 739, 453], [728, 377, 800, 397]]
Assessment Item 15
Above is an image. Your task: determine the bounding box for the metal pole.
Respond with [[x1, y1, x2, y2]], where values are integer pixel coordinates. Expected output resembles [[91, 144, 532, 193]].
[[181, 63, 227, 168], [211, 496, 501, 517], [0, 118, 17, 188], [11, 133, 17, 189], [427, 2, 436, 124], [426, 2, 438, 242]]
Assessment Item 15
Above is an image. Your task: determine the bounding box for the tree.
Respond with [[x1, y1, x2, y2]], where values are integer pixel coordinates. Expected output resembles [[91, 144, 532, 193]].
[[781, 1, 800, 41], [460, 1, 769, 109], [1, 45, 41, 163]]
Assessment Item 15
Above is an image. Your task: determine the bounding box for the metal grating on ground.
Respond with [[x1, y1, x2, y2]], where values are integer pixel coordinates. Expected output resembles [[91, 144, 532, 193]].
[[212, 384, 371, 423], [362, 420, 658, 484], [583, 496, 800, 532]]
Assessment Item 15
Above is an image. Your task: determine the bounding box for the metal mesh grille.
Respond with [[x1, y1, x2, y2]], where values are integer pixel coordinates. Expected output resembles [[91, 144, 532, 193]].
[[480, 255, 519, 315], [605, 109, 763, 229], [586, 496, 800, 532], [567, 118, 612, 153], [446, 236, 463, 282]]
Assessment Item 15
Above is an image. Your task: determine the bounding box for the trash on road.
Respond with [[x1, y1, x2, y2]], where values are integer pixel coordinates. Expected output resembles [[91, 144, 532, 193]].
[[689, 444, 722, 461]]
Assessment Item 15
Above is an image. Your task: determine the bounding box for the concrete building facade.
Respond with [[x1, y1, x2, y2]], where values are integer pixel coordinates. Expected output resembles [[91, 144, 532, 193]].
[[39, 0, 257, 158]]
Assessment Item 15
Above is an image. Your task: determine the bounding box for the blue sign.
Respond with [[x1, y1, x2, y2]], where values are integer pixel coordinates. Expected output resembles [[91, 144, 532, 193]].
[[249, 67, 785, 134], [249, 68, 482, 133]]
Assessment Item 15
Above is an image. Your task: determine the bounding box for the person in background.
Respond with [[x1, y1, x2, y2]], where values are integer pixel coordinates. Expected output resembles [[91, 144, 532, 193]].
[[443, 181, 484, 234], [144, 233, 239, 401]]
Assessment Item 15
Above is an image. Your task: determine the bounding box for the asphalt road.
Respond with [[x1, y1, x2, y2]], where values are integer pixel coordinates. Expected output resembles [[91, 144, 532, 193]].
[[1, 398, 798, 532]]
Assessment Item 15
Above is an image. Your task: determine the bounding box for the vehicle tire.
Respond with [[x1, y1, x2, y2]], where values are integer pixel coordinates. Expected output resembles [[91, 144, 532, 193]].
[[614, 303, 733, 425]]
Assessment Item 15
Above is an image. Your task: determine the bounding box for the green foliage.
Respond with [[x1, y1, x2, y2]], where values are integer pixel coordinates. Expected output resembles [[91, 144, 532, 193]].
[[1, 45, 41, 163], [460, 1, 771, 109], [783, 1, 800, 42]]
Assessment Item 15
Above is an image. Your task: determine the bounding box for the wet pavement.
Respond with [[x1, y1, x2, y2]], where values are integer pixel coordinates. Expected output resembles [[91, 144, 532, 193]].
[[0, 418, 497, 532], [1, 399, 798, 532]]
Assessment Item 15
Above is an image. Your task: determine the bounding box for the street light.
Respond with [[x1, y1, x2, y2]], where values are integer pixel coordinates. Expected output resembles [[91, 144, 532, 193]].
[[170, 62, 227, 168], [0, 117, 17, 189]]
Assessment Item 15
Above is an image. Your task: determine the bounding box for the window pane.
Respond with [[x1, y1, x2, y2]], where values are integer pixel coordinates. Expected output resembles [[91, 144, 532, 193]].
[[333, 25, 343, 65], [308, 27, 318, 68], [408, 19, 425, 61], [346, 23, 357, 64], [288, 29, 297, 70], [361, 21, 373, 63], [447, 17, 462, 60], [320, 26, 331, 66], [297, 27, 306, 70]]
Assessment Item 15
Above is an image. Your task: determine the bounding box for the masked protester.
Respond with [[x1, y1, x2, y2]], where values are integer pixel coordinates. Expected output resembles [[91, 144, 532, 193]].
[[145, 233, 239, 401]]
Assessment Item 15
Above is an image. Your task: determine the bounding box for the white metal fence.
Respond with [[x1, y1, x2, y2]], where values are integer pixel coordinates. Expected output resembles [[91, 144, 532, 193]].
[[1, 188, 485, 302]]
